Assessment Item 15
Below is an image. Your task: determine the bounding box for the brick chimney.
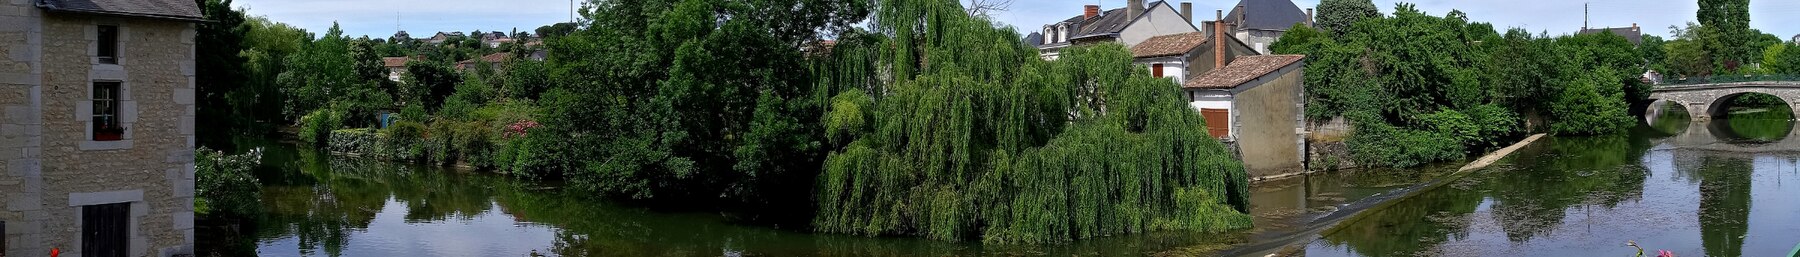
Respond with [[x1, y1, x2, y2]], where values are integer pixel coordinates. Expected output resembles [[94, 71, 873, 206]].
[[1306, 8, 1315, 27], [1084, 5, 1100, 20], [1632, 23, 1639, 32], [1216, 9, 1226, 69], [1182, 2, 1194, 22], [1128, 0, 1145, 20]]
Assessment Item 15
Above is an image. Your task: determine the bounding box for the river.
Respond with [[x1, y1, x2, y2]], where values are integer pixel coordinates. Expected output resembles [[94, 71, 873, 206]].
[[201, 107, 1800, 257]]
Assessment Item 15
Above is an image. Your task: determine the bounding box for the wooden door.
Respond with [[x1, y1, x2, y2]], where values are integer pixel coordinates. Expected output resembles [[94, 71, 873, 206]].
[[1201, 108, 1229, 138]]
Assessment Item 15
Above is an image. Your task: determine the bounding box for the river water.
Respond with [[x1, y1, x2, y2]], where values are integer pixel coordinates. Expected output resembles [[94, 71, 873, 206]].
[[203, 107, 1800, 256]]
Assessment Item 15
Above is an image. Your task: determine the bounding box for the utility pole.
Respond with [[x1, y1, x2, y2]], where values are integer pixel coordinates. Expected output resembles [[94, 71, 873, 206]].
[[1583, 2, 1589, 30]]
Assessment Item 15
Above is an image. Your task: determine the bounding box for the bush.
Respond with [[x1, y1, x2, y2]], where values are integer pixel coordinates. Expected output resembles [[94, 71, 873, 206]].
[[297, 108, 344, 145], [197, 147, 261, 217], [378, 121, 426, 160], [452, 121, 497, 168], [327, 128, 378, 155]]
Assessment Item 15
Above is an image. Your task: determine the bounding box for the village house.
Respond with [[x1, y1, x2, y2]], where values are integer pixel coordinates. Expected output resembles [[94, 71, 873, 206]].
[[383, 57, 410, 81], [424, 31, 465, 45], [1183, 54, 1307, 177], [1578, 23, 1643, 45], [480, 31, 512, 48], [1201, 0, 1312, 54], [1127, 12, 1258, 86], [1032, 0, 1201, 60], [1, 0, 200, 256], [455, 52, 513, 71]]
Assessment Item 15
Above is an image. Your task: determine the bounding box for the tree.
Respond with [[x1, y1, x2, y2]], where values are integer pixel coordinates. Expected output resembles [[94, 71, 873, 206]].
[[534, 22, 577, 39], [1667, 23, 1716, 78], [401, 60, 461, 110], [194, 0, 249, 141], [1697, 0, 1751, 70], [238, 16, 308, 126], [1315, 0, 1380, 36]]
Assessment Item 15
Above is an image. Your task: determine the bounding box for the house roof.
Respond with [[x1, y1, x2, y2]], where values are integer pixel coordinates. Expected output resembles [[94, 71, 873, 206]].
[[1222, 0, 1309, 31], [457, 52, 512, 66], [1130, 32, 1209, 58], [36, 0, 203, 21], [1024, 32, 1044, 47], [1580, 27, 1643, 45], [1183, 55, 1304, 89], [382, 57, 409, 68]]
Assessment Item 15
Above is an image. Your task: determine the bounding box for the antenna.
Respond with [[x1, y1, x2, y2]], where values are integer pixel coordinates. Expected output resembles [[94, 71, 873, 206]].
[[1583, 2, 1589, 30], [570, 0, 575, 23]]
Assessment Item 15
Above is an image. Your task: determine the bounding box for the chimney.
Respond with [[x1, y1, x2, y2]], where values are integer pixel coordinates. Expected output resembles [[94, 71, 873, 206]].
[[1306, 8, 1315, 27], [1084, 5, 1100, 20], [1182, 2, 1194, 22], [1632, 23, 1639, 32], [1236, 4, 1245, 26], [1215, 10, 1226, 69], [1128, 0, 1146, 20]]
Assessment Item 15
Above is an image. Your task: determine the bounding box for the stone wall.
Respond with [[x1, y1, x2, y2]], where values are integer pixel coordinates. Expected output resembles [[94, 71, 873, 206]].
[[2, 8, 194, 257], [0, 0, 48, 256], [1233, 62, 1304, 178], [1305, 116, 1356, 171]]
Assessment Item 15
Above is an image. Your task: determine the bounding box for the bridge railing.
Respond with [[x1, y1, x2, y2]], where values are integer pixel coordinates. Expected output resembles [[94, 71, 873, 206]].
[[1655, 74, 1800, 86]]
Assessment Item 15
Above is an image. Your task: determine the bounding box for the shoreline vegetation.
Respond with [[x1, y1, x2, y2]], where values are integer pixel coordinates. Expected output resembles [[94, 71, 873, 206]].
[[199, 0, 1255, 245]]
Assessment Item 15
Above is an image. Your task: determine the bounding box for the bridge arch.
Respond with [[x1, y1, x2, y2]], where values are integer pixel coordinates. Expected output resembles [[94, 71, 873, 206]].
[[1646, 82, 1800, 122], [1704, 92, 1793, 120]]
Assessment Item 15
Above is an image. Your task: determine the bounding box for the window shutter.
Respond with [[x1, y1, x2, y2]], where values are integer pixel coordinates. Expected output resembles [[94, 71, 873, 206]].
[[1153, 64, 1164, 78]]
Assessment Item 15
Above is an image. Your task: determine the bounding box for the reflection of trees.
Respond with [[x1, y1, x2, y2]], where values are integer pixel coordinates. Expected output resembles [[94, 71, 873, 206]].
[[251, 147, 506, 256], [1709, 108, 1794, 144], [1320, 135, 1653, 256], [1698, 156, 1752, 257], [1318, 183, 1483, 257]]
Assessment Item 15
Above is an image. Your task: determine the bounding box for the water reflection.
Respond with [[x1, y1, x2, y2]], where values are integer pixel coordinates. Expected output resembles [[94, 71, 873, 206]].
[[1304, 109, 1800, 257]]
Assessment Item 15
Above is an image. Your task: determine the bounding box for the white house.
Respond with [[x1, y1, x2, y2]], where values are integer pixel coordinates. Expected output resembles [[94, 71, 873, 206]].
[[1201, 0, 1312, 54], [1034, 0, 1202, 60]]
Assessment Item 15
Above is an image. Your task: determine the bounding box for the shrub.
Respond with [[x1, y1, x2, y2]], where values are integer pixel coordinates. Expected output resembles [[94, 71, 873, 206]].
[[452, 121, 498, 168], [296, 108, 344, 145], [197, 147, 261, 217], [327, 128, 378, 155], [378, 121, 426, 160]]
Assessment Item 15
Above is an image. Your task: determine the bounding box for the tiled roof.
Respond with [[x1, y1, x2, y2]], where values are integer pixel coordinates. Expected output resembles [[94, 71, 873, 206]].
[[457, 52, 513, 67], [37, 0, 203, 21], [1579, 27, 1643, 45], [1183, 55, 1304, 89], [1223, 0, 1309, 31], [1130, 32, 1208, 58], [382, 57, 409, 68]]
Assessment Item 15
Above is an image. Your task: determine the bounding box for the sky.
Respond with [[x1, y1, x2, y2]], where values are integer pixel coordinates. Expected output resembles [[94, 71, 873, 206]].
[[235, 0, 1800, 41]]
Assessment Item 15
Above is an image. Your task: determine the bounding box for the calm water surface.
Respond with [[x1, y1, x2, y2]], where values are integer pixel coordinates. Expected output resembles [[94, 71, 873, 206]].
[[204, 106, 1800, 256], [1302, 106, 1800, 257]]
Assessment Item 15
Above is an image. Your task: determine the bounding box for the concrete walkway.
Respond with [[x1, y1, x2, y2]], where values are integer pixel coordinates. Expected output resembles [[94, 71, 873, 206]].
[[1457, 133, 1546, 173]]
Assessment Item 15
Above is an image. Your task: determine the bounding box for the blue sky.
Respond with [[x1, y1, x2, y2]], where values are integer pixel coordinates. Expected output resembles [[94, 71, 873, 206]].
[[237, 0, 1800, 41]]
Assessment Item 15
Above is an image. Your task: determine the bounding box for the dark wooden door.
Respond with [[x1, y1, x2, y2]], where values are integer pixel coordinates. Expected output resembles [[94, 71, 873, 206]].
[[83, 203, 129, 257]]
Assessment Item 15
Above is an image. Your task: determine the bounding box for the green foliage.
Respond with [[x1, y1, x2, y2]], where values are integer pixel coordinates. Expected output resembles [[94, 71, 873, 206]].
[[1548, 68, 1631, 135], [196, 147, 261, 217], [1314, 0, 1380, 36], [1698, 0, 1752, 69], [1666, 24, 1716, 78], [809, 0, 1249, 243], [327, 128, 379, 154], [297, 108, 345, 145], [378, 121, 426, 160], [503, 59, 552, 100], [195, 0, 250, 137], [402, 61, 462, 111]]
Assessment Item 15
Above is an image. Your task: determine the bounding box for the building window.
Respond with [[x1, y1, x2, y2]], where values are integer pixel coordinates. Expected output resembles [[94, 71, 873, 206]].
[[1153, 64, 1165, 77], [93, 82, 122, 141], [82, 203, 129, 257], [97, 25, 118, 64]]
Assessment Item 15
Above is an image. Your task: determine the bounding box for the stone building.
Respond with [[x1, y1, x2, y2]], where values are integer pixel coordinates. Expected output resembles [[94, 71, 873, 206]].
[[1128, 10, 1259, 87], [1201, 0, 1312, 54], [1, 0, 200, 256], [1183, 54, 1307, 178], [1032, 0, 1202, 60]]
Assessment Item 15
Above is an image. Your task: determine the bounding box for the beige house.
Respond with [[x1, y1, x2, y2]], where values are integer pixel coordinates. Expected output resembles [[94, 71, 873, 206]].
[[1183, 54, 1306, 178], [1, 0, 200, 256]]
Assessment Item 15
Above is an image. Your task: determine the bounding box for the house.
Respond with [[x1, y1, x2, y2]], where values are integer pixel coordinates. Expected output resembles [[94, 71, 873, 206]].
[[425, 31, 465, 45], [1, 0, 200, 256], [390, 30, 412, 44], [480, 31, 512, 48], [383, 57, 411, 81], [1034, 0, 1201, 60], [1789, 34, 1796, 45], [1183, 54, 1307, 177], [456, 52, 513, 71], [1579, 23, 1643, 45], [1128, 13, 1258, 86], [1201, 0, 1312, 54]]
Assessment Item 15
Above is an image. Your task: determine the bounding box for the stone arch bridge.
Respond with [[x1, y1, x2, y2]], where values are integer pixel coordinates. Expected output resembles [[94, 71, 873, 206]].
[[1648, 81, 1800, 121]]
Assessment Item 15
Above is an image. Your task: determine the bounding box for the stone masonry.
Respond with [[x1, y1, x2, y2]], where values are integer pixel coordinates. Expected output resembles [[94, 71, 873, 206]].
[[0, 0, 197, 256], [1648, 82, 1800, 122]]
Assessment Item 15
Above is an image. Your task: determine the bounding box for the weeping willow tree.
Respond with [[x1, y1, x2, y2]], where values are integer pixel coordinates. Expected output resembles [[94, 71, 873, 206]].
[[810, 0, 1251, 244]]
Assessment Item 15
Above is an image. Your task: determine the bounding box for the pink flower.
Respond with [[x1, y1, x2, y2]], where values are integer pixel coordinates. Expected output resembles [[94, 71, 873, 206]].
[[1657, 250, 1675, 257]]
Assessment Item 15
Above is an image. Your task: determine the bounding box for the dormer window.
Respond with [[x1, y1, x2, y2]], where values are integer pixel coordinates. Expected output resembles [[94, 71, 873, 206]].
[[97, 25, 118, 64]]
